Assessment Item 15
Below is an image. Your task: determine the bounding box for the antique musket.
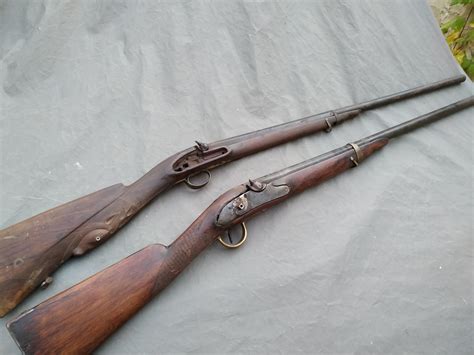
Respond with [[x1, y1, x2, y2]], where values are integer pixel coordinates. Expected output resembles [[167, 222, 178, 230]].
[[6, 96, 473, 354], [0, 75, 466, 317]]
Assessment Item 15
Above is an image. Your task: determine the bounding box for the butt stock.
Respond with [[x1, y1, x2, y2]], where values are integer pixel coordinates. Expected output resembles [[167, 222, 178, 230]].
[[0, 156, 181, 317], [6, 188, 239, 354], [0, 184, 126, 317], [7, 244, 168, 354]]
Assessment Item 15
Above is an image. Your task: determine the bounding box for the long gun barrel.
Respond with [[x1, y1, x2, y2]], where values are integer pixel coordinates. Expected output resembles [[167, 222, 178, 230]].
[[0, 75, 465, 317], [7, 96, 473, 354]]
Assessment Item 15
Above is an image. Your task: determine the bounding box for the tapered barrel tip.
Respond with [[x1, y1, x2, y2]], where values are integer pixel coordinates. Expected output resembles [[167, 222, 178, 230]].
[[445, 74, 467, 84], [454, 74, 466, 83]]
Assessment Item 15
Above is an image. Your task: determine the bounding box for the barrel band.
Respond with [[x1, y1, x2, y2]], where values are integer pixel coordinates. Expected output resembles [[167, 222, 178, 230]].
[[347, 143, 363, 166]]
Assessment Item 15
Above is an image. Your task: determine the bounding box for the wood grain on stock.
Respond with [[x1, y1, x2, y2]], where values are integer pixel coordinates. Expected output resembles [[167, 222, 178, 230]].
[[0, 158, 178, 317], [284, 138, 389, 194], [6, 187, 244, 355], [0, 184, 126, 317], [8, 244, 168, 354], [224, 139, 389, 228]]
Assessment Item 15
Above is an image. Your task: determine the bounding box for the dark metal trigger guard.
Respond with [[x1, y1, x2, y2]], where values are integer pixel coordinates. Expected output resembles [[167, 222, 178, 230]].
[[184, 170, 211, 190]]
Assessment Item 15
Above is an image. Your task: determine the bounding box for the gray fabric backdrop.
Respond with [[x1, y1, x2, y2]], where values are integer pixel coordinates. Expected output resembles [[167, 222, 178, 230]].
[[0, 0, 472, 354]]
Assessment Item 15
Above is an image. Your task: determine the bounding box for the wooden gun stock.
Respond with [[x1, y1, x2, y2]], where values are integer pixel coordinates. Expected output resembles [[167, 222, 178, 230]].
[[0, 155, 181, 317], [8, 244, 168, 354], [0, 183, 126, 317]]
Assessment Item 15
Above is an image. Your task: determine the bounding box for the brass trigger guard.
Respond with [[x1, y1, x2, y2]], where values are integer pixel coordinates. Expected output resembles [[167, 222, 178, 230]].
[[218, 222, 248, 249], [184, 170, 211, 190]]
